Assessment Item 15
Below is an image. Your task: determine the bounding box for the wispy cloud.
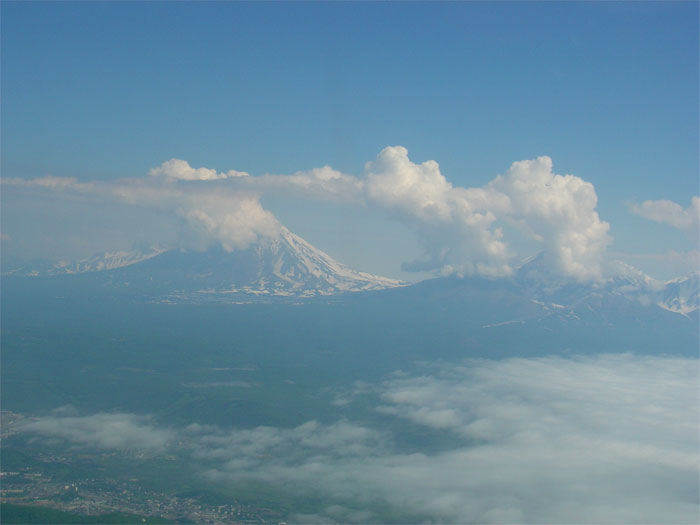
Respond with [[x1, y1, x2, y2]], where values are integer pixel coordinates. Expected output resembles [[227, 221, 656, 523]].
[[149, 158, 249, 181], [611, 249, 700, 279], [630, 197, 700, 246], [2, 175, 93, 191], [3, 174, 281, 252]]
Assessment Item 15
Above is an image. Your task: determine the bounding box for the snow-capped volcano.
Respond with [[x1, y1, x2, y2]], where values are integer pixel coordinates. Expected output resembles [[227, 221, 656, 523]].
[[513, 253, 699, 316], [3, 227, 404, 297], [603, 263, 698, 316], [1, 247, 168, 277], [182, 226, 405, 296], [657, 272, 699, 315], [49, 248, 168, 275]]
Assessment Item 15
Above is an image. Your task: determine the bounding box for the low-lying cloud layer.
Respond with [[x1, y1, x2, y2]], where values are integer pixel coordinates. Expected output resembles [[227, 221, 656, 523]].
[[20, 354, 699, 524], [4, 147, 697, 280], [19, 411, 173, 452]]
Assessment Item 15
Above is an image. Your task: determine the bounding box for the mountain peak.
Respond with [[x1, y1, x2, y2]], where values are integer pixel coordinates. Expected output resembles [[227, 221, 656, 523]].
[[3, 229, 405, 298], [230, 226, 405, 296]]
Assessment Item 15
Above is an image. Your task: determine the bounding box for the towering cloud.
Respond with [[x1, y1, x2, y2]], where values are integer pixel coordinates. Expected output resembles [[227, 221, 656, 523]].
[[489, 156, 611, 280], [361, 148, 611, 279], [363, 146, 512, 277], [1, 147, 614, 280]]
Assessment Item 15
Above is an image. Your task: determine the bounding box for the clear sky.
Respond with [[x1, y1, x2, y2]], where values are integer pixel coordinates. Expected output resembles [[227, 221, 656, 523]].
[[2, 1, 698, 280]]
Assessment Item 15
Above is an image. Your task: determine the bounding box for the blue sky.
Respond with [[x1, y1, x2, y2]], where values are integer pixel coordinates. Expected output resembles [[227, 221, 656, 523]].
[[2, 1, 698, 280]]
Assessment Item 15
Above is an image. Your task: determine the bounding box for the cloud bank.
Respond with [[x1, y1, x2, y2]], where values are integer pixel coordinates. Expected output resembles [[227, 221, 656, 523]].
[[201, 355, 700, 523], [20, 355, 699, 524], [2, 147, 616, 280], [20, 411, 173, 452]]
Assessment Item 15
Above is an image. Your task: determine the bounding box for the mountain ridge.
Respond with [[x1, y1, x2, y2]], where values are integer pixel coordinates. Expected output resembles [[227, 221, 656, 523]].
[[2, 232, 697, 314], [1, 227, 405, 297]]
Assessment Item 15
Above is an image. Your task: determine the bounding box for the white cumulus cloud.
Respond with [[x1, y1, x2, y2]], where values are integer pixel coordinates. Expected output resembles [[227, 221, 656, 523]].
[[363, 146, 512, 277], [360, 147, 610, 280], [630, 197, 700, 246], [489, 156, 611, 280]]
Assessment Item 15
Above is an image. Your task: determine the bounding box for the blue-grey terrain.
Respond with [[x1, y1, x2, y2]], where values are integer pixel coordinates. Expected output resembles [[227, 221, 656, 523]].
[[2, 229, 698, 523]]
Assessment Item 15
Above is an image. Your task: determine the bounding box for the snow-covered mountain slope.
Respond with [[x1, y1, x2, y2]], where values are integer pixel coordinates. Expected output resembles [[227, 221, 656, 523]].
[[3, 227, 405, 297], [177, 226, 405, 296], [351, 266, 698, 355], [51, 248, 169, 275], [1, 248, 168, 277], [247, 226, 404, 294], [513, 253, 699, 316], [3, 246, 695, 353], [604, 265, 698, 316], [658, 272, 699, 315]]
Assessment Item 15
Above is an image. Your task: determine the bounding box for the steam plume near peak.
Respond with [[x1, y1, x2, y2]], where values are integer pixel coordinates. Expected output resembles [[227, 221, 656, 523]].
[[2, 147, 623, 280], [360, 148, 612, 279]]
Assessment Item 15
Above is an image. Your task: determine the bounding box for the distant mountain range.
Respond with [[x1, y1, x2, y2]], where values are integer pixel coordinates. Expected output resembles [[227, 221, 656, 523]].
[[657, 272, 699, 316], [2, 227, 697, 357], [2, 228, 697, 318], [515, 253, 698, 317], [2, 227, 405, 297], [342, 254, 698, 356], [2, 247, 169, 277]]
